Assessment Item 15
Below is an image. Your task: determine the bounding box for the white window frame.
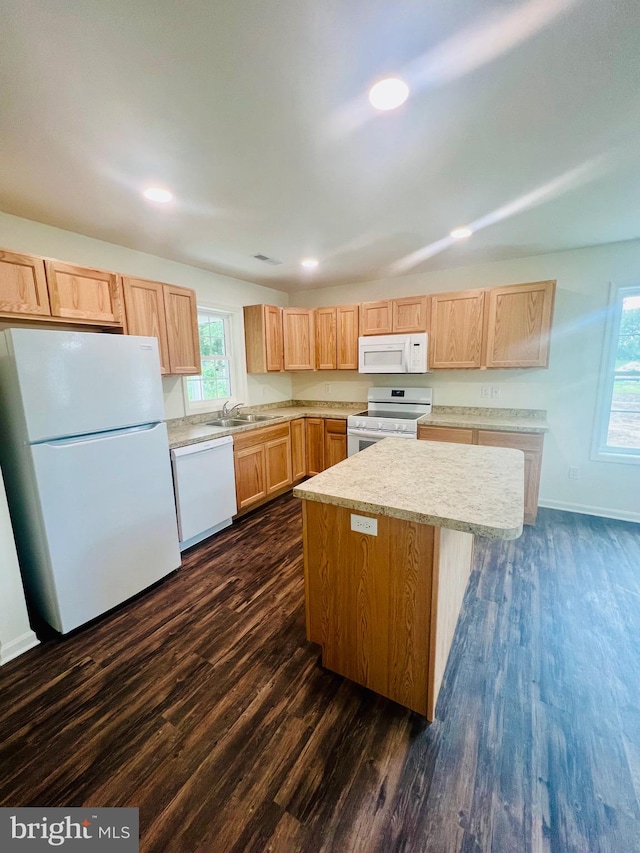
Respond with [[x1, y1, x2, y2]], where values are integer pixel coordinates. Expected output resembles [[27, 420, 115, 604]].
[[591, 282, 640, 465], [182, 303, 248, 414]]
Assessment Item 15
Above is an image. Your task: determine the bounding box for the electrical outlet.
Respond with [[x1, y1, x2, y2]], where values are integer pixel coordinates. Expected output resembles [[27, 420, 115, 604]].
[[569, 466, 581, 479], [351, 514, 378, 536], [324, 383, 332, 394], [481, 386, 491, 399], [491, 386, 501, 399]]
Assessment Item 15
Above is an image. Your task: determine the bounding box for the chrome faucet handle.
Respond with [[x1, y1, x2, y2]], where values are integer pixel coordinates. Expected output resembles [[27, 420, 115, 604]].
[[222, 401, 230, 416]]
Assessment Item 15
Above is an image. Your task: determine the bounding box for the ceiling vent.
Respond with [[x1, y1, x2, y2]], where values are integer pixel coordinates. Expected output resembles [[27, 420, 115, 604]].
[[252, 253, 283, 265]]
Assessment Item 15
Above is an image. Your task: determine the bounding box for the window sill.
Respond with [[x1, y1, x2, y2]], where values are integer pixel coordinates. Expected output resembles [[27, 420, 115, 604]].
[[591, 448, 640, 465]]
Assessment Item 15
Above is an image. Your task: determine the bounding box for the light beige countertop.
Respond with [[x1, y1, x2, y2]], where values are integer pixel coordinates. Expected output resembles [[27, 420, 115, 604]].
[[166, 402, 364, 449], [293, 437, 524, 539], [418, 406, 548, 433]]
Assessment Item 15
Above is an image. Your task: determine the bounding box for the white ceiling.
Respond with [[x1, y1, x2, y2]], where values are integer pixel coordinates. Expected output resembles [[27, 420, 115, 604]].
[[1, 0, 640, 292]]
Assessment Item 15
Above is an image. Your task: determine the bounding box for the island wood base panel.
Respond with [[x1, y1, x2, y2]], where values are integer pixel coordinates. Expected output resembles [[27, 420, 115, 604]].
[[302, 500, 474, 719]]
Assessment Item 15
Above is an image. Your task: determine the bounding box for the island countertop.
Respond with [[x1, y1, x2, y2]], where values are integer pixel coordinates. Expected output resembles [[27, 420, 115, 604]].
[[293, 437, 525, 540]]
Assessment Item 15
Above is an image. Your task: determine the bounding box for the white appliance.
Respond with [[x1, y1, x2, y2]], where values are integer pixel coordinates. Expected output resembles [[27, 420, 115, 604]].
[[0, 328, 181, 634], [358, 333, 429, 374], [347, 386, 433, 456], [171, 436, 237, 551]]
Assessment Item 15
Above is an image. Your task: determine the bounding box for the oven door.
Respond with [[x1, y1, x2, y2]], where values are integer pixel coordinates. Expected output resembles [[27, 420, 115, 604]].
[[347, 429, 415, 457]]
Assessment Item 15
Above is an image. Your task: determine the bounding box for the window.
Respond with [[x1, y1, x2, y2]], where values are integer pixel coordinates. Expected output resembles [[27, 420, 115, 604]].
[[184, 309, 234, 406], [593, 284, 640, 463]]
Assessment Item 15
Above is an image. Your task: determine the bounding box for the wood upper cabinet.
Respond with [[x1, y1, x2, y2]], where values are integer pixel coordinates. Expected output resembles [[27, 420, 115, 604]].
[[315, 304, 359, 370], [121, 277, 170, 373], [45, 260, 124, 326], [243, 304, 284, 373], [484, 280, 556, 368], [392, 296, 429, 333], [360, 300, 393, 336], [163, 285, 200, 374], [306, 418, 325, 475], [429, 289, 485, 369], [324, 419, 347, 468], [0, 250, 51, 318], [315, 307, 337, 370], [283, 307, 315, 370], [291, 418, 306, 482]]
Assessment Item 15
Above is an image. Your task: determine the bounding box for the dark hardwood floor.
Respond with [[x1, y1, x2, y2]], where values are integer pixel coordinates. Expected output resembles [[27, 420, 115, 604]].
[[1, 494, 640, 852]]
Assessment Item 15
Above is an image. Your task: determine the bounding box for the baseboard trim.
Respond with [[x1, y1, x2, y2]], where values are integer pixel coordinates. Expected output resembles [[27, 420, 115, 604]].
[[539, 500, 640, 524], [0, 629, 39, 666]]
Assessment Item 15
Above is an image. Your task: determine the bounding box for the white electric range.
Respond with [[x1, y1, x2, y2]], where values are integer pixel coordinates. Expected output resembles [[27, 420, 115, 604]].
[[347, 386, 433, 457]]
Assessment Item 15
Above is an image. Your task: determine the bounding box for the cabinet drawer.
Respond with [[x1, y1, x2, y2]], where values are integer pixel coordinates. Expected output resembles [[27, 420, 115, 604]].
[[232, 422, 290, 452], [418, 426, 474, 444], [324, 418, 347, 435], [476, 430, 544, 452]]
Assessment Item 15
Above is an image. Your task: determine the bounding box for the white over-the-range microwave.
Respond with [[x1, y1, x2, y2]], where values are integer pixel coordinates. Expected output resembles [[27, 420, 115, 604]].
[[358, 333, 429, 374]]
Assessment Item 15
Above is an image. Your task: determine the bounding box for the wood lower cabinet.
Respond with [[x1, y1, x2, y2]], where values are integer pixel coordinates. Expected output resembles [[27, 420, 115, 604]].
[[163, 285, 200, 374], [0, 250, 51, 318], [484, 280, 556, 368], [324, 419, 347, 468], [45, 260, 124, 326], [122, 277, 170, 373], [429, 290, 485, 369], [244, 304, 283, 373], [291, 418, 306, 482], [283, 307, 315, 370], [305, 418, 325, 476], [418, 425, 544, 525], [233, 423, 292, 513]]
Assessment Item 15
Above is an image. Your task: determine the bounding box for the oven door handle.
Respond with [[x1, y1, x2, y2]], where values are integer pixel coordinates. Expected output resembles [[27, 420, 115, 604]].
[[347, 429, 415, 440]]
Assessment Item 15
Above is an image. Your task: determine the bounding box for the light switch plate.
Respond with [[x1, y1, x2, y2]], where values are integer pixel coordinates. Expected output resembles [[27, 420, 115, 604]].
[[351, 514, 378, 536]]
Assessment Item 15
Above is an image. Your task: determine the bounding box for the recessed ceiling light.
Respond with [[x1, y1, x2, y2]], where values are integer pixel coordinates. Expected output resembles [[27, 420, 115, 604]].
[[143, 187, 173, 203], [450, 227, 473, 239], [301, 258, 319, 269], [368, 78, 410, 111]]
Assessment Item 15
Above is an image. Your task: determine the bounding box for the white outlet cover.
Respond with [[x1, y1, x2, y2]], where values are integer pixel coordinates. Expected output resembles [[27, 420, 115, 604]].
[[350, 514, 378, 536]]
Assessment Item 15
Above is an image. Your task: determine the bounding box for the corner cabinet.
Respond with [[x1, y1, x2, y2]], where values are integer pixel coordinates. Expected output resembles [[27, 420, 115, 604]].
[[0, 250, 51, 318], [122, 277, 200, 375], [418, 425, 544, 524], [233, 423, 292, 513], [243, 304, 283, 373], [484, 280, 556, 368]]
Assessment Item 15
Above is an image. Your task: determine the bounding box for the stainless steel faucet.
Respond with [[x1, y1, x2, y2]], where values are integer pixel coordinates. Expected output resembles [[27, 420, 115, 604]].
[[222, 401, 244, 417]]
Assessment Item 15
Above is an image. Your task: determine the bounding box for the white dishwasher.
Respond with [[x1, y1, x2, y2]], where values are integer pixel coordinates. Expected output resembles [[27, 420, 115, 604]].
[[170, 435, 237, 551]]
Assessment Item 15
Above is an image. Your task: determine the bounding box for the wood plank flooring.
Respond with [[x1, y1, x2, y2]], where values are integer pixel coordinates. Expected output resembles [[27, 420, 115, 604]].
[[1, 495, 639, 852]]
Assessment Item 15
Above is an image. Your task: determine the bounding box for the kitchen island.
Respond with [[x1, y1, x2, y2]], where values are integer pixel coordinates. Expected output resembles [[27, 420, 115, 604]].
[[294, 438, 524, 719]]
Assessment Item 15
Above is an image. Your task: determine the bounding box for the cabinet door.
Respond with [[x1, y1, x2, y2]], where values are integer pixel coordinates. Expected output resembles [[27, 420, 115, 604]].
[[46, 260, 123, 325], [234, 445, 267, 509], [0, 250, 51, 317], [324, 419, 347, 468], [283, 308, 315, 370], [429, 290, 485, 368], [484, 280, 556, 368], [476, 430, 544, 525], [306, 418, 325, 475], [122, 277, 170, 374], [392, 296, 429, 333], [264, 305, 284, 371], [164, 285, 200, 375], [360, 300, 393, 335], [315, 307, 337, 370], [337, 304, 359, 370], [291, 418, 306, 482], [418, 426, 475, 444], [265, 435, 292, 493]]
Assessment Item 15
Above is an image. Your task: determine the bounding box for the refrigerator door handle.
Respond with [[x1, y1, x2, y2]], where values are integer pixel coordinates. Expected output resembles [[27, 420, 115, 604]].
[[38, 422, 162, 447]]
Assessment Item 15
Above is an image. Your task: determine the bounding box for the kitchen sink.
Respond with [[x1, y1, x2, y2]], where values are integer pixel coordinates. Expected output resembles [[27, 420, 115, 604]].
[[205, 418, 248, 427], [235, 413, 278, 422]]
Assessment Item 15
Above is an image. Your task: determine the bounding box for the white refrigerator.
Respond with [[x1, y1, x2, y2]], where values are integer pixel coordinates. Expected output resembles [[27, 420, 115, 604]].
[[0, 328, 181, 634]]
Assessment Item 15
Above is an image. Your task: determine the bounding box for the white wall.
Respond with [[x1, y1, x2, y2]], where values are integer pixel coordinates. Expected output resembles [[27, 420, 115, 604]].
[[0, 212, 292, 418], [292, 240, 640, 522], [0, 468, 38, 664]]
